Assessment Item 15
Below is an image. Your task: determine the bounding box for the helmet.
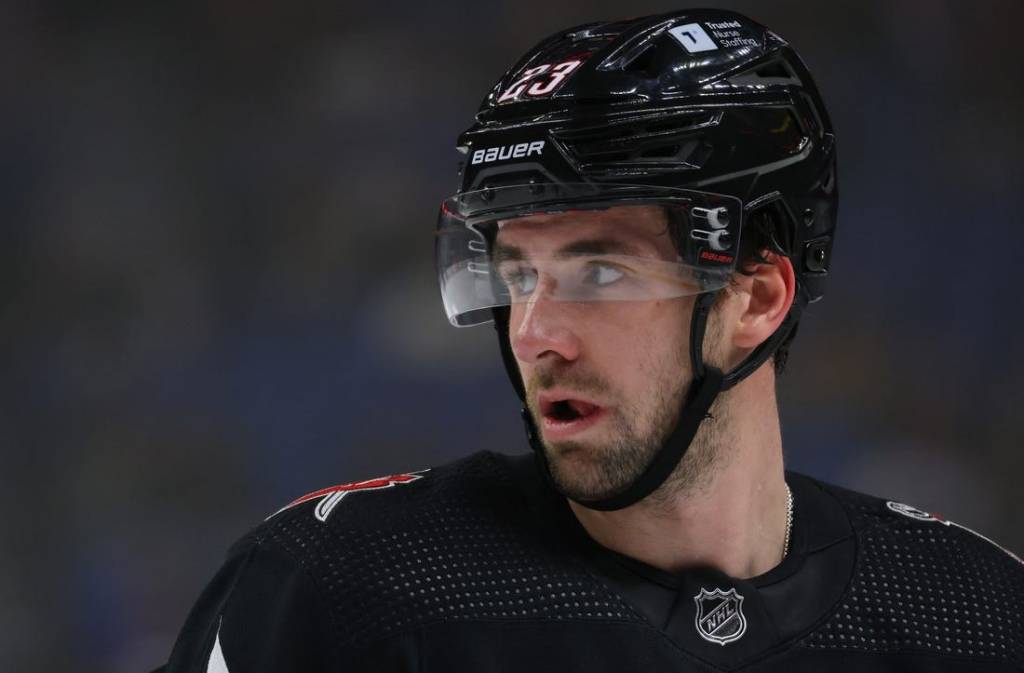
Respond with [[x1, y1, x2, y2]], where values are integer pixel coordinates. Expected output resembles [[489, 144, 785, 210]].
[[435, 9, 837, 510]]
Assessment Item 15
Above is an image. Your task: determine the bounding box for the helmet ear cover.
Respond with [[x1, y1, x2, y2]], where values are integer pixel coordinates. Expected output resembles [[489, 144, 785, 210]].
[[751, 201, 796, 260]]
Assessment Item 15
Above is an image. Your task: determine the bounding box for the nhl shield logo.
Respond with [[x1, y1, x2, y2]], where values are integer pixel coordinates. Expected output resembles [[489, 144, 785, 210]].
[[694, 587, 747, 645]]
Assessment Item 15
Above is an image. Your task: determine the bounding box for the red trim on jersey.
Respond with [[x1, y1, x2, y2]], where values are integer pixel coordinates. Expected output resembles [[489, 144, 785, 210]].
[[283, 473, 424, 511]]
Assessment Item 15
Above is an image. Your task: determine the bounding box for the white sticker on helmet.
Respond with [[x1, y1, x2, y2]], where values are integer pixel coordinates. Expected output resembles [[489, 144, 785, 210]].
[[669, 23, 719, 53]]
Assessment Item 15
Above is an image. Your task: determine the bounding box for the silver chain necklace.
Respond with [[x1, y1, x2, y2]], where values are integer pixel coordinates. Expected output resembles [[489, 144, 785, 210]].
[[782, 482, 794, 558]]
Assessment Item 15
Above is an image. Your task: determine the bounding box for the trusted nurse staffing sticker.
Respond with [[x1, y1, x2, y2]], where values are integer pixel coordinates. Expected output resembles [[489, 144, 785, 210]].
[[669, 18, 763, 54]]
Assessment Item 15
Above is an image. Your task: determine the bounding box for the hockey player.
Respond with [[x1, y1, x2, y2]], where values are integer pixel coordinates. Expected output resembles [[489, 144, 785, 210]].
[[158, 9, 1024, 672]]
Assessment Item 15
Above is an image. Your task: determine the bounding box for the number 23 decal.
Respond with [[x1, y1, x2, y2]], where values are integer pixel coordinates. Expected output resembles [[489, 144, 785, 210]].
[[497, 59, 584, 103]]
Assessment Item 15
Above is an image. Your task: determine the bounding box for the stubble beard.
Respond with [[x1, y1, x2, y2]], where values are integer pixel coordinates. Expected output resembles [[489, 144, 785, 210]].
[[529, 318, 730, 510]]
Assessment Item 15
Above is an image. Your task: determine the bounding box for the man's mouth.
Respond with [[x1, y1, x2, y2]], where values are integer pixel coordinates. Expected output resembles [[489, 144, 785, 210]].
[[543, 399, 599, 421], [537, 394, 606, 439]]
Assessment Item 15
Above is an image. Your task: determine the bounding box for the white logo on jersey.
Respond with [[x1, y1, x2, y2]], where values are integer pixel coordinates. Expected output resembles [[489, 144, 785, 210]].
[[694, 587, 747, 645], [886, 500, 1023, 565], [886, 500, 937, 522]]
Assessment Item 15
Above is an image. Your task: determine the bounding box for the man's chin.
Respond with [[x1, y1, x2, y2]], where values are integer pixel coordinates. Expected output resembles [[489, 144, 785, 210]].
[[543, 443, 635, 502]]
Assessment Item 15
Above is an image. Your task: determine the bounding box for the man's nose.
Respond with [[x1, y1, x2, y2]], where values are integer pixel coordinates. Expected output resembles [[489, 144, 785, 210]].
[[509, 291, 582, 364]]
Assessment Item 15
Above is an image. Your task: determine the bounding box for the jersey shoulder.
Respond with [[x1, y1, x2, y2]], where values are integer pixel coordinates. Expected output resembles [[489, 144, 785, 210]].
[[254, 449, 515, 537], [815, 478, 1023, 567], [799, 476, 1024, 665], [240, 450, 640, 655], [165, 451, 519, 672]]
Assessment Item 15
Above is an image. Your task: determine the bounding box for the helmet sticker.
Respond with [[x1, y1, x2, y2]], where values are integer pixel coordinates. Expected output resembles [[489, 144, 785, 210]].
[[497, 59, 584, 104], [670, 20, 761, 54], [704, 19, 761, 49], [669, 23, 719, 53]]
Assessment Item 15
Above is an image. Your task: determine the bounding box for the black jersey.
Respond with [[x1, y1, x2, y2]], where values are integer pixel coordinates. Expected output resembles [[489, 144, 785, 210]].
[[160, 452, 1024, 672]]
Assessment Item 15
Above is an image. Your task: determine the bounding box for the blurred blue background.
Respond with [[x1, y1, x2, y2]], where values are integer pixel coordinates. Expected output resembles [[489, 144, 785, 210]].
[[1, 1, 1021, 671]]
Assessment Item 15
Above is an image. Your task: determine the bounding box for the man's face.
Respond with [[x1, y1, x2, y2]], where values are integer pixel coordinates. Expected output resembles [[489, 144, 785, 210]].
[[496, 205, 722, 503]]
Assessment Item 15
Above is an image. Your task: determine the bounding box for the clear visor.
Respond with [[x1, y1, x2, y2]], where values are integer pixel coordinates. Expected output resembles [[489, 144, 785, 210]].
[[436, 183, 742, 327]]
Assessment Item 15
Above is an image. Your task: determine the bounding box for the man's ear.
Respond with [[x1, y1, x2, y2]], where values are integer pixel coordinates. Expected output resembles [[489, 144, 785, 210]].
[[733, 251, 796, 350]]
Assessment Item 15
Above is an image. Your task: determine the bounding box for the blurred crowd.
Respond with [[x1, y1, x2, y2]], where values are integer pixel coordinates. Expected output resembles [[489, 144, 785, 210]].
[[0, 1, 1021, 671]]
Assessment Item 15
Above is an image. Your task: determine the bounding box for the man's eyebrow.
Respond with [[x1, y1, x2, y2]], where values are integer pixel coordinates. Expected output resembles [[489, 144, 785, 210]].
[[491, 242, 524, 266], [492, 237, 648, 264], [555, 238, 648, 257]]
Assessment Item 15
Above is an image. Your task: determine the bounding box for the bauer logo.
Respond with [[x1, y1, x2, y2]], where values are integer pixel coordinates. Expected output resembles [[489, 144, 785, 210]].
[[669, 23, 719, 53], [471, 141, 545, 165]]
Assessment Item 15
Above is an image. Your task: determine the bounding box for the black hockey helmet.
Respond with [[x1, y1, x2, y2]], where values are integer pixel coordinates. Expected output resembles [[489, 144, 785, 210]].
[[435, 9, 837, 510]]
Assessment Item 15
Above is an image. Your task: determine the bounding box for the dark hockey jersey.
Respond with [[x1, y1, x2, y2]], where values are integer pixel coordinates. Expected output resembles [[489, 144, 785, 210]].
[[160, 451, 1024, 672]]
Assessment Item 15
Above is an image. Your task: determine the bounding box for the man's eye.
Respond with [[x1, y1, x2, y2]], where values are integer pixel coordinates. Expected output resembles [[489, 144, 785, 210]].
[[584, 263, 625, 286], [501, 268, 538, 295]]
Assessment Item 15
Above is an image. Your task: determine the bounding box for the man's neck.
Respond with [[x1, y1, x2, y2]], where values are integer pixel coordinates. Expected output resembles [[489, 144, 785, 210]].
[[566, 366, 789, 579]]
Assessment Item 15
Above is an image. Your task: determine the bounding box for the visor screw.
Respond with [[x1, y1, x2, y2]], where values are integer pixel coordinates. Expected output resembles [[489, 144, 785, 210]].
[[481, 188, 494, 203], [814, 248, 826, 264], [802, 208, 815, 228], [529, 179, 544, 196]]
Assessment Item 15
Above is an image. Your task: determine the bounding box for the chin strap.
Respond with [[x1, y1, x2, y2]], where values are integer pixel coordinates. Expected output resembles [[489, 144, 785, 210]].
[[494, 292, 803, 512]]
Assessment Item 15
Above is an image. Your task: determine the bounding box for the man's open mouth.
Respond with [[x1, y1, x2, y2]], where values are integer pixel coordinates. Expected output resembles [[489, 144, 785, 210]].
[[536, 394, 606, 439], [543, 398, 601, 422]]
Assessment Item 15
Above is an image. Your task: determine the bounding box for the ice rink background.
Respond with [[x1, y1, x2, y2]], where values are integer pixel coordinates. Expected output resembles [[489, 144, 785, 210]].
[[1, 1, 1022, 671]]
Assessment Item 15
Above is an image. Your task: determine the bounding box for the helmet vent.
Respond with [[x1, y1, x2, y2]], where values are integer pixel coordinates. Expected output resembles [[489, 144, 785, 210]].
[[639, 144, 680, 159], [554, 111, 720, 176], [725, 58, 800, 87], [620, 45, 658, 74]]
